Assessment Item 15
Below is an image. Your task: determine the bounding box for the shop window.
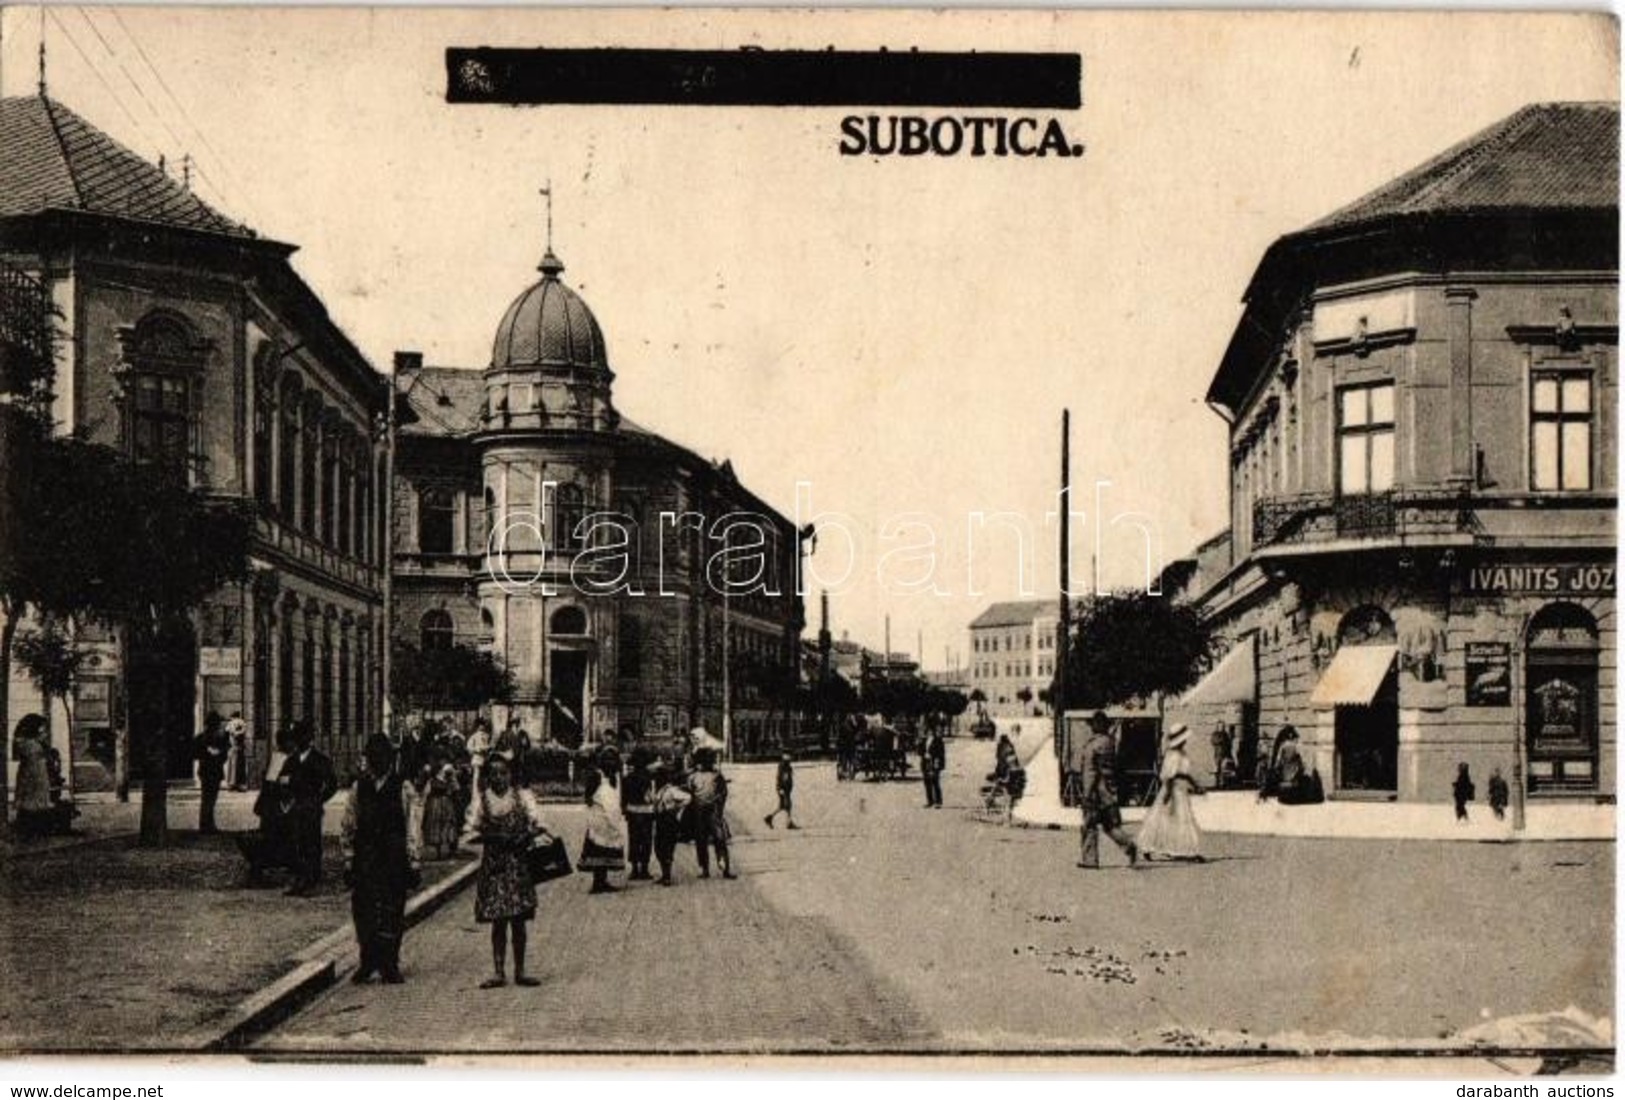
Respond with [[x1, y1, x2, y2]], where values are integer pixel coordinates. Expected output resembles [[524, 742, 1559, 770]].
[[420, 609, 454, 651], [1526, 603, 1599, 792], [1531, 371, 1592, 491], [418, 488, 456, 554], [1337, 382, 1395, 495]]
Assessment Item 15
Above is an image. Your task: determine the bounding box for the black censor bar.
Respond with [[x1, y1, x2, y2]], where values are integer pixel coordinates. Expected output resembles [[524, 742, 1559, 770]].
[[445, 47, 1082, 109]]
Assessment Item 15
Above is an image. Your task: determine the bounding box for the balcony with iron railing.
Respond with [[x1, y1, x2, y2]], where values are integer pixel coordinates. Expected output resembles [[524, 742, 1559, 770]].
[[0, 259, 55, 397], [1251, 487, 1482, 550]]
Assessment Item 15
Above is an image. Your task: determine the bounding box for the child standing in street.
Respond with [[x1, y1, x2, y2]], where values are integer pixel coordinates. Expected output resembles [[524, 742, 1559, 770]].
[[649, 760, 693, 886], [1452, 762, 1475, 823], [764, 751, 799, 830]]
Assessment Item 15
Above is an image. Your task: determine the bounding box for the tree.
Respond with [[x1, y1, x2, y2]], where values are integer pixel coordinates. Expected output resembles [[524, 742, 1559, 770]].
[[391, 641, 514, 716], [13, 438, 256, 846], [15, 617, 90, 786], [1062, 590, 1215, 712]]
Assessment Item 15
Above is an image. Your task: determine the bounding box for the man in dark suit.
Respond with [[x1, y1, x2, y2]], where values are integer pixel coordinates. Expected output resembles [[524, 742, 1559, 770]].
[[283, 720, 338, 896], [1078, 711, 1137, 869], [193, 711, 231, 834], [921, 727, 946, 808]]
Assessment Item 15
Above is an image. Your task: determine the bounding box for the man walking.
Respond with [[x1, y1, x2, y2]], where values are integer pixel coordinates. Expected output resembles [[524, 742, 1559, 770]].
[[763, 751, 799, 830], [283, 721, 339, 896], [1078, 711, 1137, 869], [921, 726, 946, 808], [342, 734, 420, 983]]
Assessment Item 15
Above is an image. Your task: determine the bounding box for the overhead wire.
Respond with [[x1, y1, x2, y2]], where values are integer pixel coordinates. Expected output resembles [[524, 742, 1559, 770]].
[[44, 8, 161, 155], [104, 6, 256, 218]]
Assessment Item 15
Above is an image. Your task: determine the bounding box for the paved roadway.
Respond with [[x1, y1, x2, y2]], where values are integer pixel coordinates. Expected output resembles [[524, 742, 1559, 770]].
[[258, 740, 1613, 1056]]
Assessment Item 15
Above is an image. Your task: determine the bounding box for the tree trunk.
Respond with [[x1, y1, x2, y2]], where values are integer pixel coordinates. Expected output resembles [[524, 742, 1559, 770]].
[[0, 606, 17, 839], [138, 731, 169, 847]]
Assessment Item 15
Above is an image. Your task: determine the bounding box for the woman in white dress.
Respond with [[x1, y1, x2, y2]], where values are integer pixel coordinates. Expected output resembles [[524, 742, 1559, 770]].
[[1136, 724, 1205, 862]]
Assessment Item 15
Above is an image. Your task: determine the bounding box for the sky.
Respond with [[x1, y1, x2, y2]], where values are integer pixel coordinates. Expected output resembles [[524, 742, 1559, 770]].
[[0, 7, 1617, 667]]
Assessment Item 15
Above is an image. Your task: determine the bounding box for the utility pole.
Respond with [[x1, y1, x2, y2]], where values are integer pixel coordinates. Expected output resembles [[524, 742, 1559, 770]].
[[721, 592, 732, 761], [1056, 410, 1073, 774]]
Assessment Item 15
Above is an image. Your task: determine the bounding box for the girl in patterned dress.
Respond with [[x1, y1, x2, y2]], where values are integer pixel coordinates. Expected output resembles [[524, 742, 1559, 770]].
[[461, 753, 553, 988]]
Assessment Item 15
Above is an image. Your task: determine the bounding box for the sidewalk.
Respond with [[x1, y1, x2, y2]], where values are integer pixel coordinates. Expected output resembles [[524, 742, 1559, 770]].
[[0, 789, 475, 1052], [1011, 748, 1616, 841]]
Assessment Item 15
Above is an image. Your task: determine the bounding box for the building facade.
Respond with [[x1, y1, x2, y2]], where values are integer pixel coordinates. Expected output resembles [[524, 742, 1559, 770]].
[[1182, 102, 1617, 803], [390, 247, 805, 750], [1, 95, 390, 789], [968, 599, 1062, 715]]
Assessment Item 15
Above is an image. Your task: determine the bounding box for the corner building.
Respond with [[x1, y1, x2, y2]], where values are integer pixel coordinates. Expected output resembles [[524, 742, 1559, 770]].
[[1185, 103, 1617, 803], [392, 248, 805, 749], [0, 96, 389, 788]]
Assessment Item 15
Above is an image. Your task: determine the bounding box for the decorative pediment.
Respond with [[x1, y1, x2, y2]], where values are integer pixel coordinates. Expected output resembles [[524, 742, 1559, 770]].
[[1507, 307, 1617, 351]]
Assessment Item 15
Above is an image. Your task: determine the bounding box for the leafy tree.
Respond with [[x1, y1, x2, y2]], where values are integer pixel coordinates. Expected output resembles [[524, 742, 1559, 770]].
[[2, 427, 253, 843], [392, 641, 514, 715], [15, 617, 89, 782], [1061, 590, 1215, 712]]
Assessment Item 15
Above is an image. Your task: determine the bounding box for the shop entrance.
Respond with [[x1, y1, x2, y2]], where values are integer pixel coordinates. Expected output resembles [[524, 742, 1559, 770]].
[[1334, 671, 1399, 792], [548, 650, 588, 747], [1526, 603, 1599, 793]]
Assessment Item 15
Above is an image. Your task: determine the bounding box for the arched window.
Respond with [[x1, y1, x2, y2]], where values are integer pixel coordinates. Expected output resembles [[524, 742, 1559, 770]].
[[278, 376, 302, 520], [554, 484, 586, 551], [321, 424, 340, 547], [253, 354, 275, 510], [420, 609, 455, 651], [117, 312, 204, 480], [1337, 605, 1396, 647], [300, 394, 322, 537], [551, 606, 587, 636], [418, 488, 456, 554]]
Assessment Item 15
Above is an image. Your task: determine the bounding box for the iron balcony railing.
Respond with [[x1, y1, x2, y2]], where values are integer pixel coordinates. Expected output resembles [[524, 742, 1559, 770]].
[[0, 259, 55, 397], [1252, 488, 1481, 548]]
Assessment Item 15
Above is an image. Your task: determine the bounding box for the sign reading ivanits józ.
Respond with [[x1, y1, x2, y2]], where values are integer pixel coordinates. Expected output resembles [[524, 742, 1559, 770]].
[[1464, 563, 1616, 596]]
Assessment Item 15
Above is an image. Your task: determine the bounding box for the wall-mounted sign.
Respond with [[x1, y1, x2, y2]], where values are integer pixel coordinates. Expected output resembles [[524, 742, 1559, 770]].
[[199, 647, 242, 678], [651, 705, 674, 736], [1464, 641, 1512, 707], [1464, 563, 1615, 596], [78, 643, 119, 677]]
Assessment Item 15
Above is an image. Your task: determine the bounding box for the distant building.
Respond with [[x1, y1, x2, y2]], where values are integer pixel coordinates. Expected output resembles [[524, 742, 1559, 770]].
[[1180, 102, 1617, 803], [1, 95, 389, 789], [968, 599, 1063, 716]]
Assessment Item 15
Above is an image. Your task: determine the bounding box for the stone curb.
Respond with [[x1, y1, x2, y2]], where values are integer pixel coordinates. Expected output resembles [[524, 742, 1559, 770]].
[[189, 858, 481, 1052]]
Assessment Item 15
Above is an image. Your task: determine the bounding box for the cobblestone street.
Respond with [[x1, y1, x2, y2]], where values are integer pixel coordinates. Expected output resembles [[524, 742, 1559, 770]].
[[258, 741, 1613, 1056]]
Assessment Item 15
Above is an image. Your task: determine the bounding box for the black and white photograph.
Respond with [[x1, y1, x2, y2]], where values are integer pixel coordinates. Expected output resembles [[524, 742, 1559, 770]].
[[0, 6, 1617, 1075]]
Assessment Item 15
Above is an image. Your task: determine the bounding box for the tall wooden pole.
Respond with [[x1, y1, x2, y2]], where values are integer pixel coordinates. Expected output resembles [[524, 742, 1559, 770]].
[[1055, 410, 1071, 764]]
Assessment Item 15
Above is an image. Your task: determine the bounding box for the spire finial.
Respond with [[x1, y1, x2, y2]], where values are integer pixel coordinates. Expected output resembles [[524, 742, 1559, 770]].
[[38, 8, 48, 96], [537, 180, 564, 277]]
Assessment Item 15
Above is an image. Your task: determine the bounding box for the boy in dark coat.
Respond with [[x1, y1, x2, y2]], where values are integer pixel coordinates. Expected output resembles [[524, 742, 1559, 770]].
[[342, 735, 421, 983], [1488, 767, 1510, 821], [764, 751, 799, 829]]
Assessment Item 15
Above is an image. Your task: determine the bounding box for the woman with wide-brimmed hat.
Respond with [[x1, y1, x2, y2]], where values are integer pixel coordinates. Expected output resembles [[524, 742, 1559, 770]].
[[1136, 724, 1205, 862]]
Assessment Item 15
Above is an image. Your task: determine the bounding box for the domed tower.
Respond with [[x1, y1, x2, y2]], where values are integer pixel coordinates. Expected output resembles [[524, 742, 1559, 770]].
[[483, 249, 617, 432], [477, 246, 621, 745]]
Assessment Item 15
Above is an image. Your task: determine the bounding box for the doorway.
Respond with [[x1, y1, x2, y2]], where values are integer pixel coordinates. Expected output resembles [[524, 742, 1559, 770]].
[[549, 649, 588, 747], [1334, 671, 1399, 792], [1526, 603, 1600, 793]]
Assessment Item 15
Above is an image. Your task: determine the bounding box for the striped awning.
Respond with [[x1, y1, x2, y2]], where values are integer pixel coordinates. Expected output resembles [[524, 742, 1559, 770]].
[[1180, 634, 1257, 707], [1310, 644, 1398, 707]]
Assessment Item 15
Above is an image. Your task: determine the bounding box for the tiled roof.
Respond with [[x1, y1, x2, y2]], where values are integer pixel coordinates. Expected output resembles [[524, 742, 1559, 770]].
[[1304, 102, 1618, 235], [0, 95, 251, 237], [398, 366, 485, 437], [970, 600, 1060, 630]]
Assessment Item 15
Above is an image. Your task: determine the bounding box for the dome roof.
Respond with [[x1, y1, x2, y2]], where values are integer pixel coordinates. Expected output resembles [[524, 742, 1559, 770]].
[[490, 251, 608, 372]]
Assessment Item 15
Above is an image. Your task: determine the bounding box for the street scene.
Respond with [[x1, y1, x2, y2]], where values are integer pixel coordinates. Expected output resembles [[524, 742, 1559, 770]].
[[0, 7, 1617, 1071]]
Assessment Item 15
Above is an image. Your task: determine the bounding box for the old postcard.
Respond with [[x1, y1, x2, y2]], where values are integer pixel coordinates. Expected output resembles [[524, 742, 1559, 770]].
[[0, 5, 1617, 1072]]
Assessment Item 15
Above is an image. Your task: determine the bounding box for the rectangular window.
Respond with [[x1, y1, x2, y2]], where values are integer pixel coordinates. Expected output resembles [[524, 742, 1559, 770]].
[[132, 374, 190, 475], [1337, 382, 1396, 496], [1531, 372, 1593, 491]]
